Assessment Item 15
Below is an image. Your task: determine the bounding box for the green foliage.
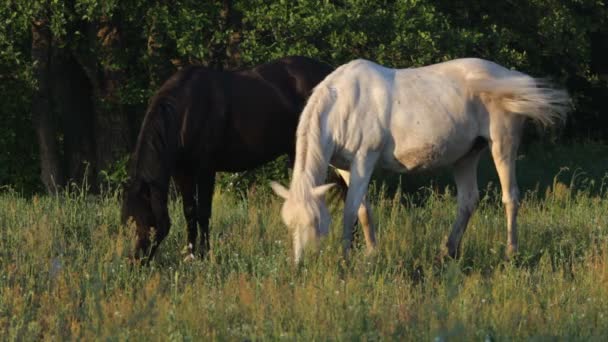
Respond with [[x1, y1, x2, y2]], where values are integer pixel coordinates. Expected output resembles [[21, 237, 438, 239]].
[[0, 1, 38, 191], [99, 155, 130, 192], [216, 155, 292, 196], [0, 82, 40, 192], [0, 0, 607, 192]]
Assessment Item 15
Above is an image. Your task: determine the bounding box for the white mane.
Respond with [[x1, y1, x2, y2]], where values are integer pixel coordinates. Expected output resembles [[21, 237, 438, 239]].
[[291, 85, 334, 195]]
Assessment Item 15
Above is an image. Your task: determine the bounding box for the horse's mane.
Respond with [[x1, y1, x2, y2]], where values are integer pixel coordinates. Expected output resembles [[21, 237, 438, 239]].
[[127, 66, 203, 190], [291, 61, 356, 195], [128, 99, 177, 188], [291, 84, 335, 199]]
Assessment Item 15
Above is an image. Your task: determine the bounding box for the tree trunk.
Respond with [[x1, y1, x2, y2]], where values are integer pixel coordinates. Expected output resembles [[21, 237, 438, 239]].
[[209, 0, 239, 70], [31, 15, 64, 193], [51, 48, 97, 189], [590, 31, 608, 81], [70, 16, 132, 186], [146, 3, 175, 89], [224, 0, 243, 69]]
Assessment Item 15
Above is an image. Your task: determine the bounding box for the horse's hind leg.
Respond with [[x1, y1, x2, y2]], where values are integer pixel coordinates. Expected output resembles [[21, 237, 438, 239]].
[[335, 169, 376, 254], [445, 149, 483, 258], [174, 171, 197, 260], [197, 169, 216, 257], [489, 116, 524, 258]]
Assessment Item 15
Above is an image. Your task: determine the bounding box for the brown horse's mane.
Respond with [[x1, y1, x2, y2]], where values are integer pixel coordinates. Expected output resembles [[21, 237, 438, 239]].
[[127, 66, 200, 189]]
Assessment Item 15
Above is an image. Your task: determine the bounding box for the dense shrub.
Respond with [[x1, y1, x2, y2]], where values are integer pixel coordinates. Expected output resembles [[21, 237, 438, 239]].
[[1, 0, 606, 193]]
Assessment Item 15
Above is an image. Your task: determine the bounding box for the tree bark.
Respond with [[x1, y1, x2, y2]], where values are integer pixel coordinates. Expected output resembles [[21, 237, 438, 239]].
[[51, 48, 97, 188], [146, 3, 175, 89], [590, 31, 608, 80], [92, 16, 132, 177], [224, 0, 243, 69], [31, 14, 64, 193], [209, 0, 242, 70]]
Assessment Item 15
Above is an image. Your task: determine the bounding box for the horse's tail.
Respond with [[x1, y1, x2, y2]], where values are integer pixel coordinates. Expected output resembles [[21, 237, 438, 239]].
[[467, 75, 571, 126]]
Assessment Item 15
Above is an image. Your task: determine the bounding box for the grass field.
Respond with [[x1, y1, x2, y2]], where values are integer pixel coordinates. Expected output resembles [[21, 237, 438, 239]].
[[1, 142, 608, 340]]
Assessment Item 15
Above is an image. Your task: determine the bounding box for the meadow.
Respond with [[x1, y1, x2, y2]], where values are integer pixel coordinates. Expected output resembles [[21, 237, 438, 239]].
[[1, 142, 608, 340]]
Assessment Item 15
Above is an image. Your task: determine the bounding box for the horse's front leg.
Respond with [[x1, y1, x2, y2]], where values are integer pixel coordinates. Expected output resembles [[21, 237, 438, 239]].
[[197, 168, 216, 257], [342, 151, 380, 258], [334, 169, 376, 254], [174, 171, 198, 261]]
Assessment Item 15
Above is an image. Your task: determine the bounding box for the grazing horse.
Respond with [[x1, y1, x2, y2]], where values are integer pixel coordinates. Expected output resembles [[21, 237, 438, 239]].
[[121, 56, 375, 262], [271, 58, 570, 263]]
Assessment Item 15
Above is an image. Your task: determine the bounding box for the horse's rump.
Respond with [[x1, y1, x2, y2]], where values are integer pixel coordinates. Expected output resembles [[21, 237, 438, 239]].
[[466, 76, 570, 126]]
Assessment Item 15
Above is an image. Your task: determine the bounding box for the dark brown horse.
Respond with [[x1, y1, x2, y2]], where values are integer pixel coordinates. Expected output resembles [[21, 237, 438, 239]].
[[122, 56, 340, 262]]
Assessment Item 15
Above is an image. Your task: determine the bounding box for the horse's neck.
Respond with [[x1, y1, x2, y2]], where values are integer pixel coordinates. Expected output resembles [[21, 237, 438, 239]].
[[291, 99, 334, 195]]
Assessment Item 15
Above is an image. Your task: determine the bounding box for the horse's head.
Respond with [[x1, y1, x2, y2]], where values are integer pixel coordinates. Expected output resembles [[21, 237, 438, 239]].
[[270, 181, 334, 263], [121, 177, 171, 261], [121, 178, 154, 232], [121, 94, 178, 262]]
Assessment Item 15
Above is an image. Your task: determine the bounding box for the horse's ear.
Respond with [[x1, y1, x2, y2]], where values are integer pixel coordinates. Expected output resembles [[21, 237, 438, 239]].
[[270, 181, 290, 199], [312, 183, 335, 198]]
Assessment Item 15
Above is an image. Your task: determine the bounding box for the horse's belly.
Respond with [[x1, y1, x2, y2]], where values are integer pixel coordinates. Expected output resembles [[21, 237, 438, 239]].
[[385, 136, 474, 173], [385, 101, 482, 173], [394, 143, 454, 171]]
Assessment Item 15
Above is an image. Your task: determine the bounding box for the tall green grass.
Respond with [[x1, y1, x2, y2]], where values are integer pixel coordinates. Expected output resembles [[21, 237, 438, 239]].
[[1, 144, 608, 340]]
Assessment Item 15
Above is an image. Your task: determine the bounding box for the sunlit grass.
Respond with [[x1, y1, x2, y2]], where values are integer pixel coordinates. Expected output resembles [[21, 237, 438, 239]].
[[2, 154, 608, 339]]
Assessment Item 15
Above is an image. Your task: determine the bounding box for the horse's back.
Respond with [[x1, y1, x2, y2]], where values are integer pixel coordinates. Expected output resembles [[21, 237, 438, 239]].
[[322, 59, 395, 87], [328, 57, 518, 88], [238, 56, 333, 104], [416, 58, 520, 82], [211, 57, 334, 170], [316, 58, 490, 172], [318, 59, 396, 115]]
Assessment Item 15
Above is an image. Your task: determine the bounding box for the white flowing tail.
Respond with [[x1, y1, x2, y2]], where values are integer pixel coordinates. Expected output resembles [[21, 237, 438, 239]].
[[468, 75, 571, 126]]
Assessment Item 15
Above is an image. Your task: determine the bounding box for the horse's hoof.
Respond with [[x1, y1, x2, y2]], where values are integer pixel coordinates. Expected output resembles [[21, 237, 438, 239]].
[[506, 243, 518, 256], [181, 243, 194, 255], [434, 253, 446, 267], [127, 256, 142, 267], [504, 244, 519, 262], [127, 253, 149, 267], [342, 248, 352, 265], [410, 265, 425, 284], [434, 248, 456, 268]]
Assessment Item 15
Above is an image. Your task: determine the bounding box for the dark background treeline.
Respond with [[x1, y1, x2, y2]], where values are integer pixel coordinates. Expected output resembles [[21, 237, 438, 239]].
[[1, 0, 606, 194]]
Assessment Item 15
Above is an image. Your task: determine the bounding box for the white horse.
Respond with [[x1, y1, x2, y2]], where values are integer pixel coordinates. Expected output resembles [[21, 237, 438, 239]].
[[271, 58, 570, 263]]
